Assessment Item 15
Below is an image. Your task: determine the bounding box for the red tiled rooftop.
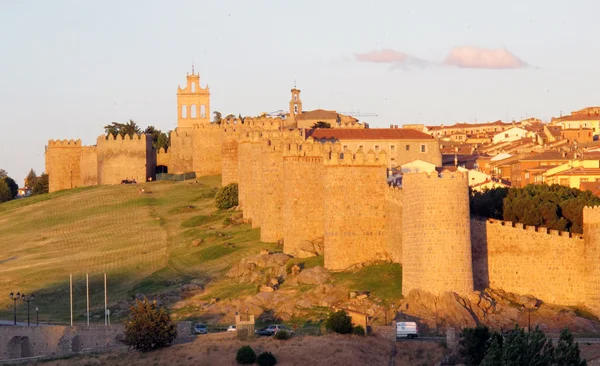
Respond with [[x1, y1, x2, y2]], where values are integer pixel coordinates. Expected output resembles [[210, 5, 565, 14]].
[[307, 128, 434, 140]]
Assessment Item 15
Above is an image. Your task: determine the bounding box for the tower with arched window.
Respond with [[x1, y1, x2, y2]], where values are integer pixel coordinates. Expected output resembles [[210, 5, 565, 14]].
[[177, 70, 211, 128], [289, 88, 302, 126]]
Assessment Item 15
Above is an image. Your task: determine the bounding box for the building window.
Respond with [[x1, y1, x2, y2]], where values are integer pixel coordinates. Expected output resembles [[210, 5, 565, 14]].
[[390, 145, 395, 151], [375, 145, 380, 151], [420, 144, 426, 153], [359, 145, 364, 150], [406, 145, 410, 151], [505, 133, 509, 138], [343, 145, 348, 150]]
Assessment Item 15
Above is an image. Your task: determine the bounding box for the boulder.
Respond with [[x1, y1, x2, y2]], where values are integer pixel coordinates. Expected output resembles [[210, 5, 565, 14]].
[[356, 294, 369, 301], [260, 286, 275, 293], [288, 266, 331, 285], [191, 238, 204, 247], [270, 278, 280, 287], [291, 264, 301, 276]]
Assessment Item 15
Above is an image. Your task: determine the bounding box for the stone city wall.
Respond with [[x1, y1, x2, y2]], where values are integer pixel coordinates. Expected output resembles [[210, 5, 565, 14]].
[[95, 134, 153, 185], [584, 206, 600, 315], [259, 139, 284, 243], [386, 187, 403, 264], [46, 139, 83, 193], [221, 127, 241, 186], [79, 146, 98, 187], [169, 129, 194, 174], [191, 124, 222, 177], [471, 218, 585, 305], [282, 141, 328, 258], [323, 149, 389, 270], [401, 172, 473, 297]]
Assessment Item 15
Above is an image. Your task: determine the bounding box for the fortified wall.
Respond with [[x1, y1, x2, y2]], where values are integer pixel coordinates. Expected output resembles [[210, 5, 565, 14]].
[[46, 134, 155, 192], [226, 129, 600, 315]]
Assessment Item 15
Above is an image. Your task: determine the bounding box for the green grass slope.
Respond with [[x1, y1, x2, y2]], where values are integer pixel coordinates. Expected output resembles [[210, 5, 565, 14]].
[[0, 175, 401, 325]]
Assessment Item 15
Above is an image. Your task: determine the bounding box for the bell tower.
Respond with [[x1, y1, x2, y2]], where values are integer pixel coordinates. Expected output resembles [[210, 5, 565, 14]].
[[289, 87, 302, 126], [177, 67, 211, 129]]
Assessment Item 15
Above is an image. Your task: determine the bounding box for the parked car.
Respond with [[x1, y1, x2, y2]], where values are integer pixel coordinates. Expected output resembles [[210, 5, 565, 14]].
[[255, 327, 272, 336], [227, 325, 237, 332], [265, 324, 294, 335], [194, 324, 208, 334], [396, 321, 418, 339]]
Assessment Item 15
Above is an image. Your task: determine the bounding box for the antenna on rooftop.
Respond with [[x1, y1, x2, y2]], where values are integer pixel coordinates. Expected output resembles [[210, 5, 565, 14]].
[[293, 78, 296, 88], [192, 56, 195, 74]]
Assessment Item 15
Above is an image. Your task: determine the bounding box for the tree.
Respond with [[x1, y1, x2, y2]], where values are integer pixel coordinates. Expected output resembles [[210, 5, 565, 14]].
[[31, 173, 49, 196], [124, 298, 177, 352], [459, 326, 491, 366], [144, 126, 170, 151], [238, 113, 245, 123], [311, 121, 332, 129], [2, 176, 18, 199], [325, 310, 352, 334], [0, 179, 12, 203], [236, 345, 257, 364], [554, 328, 586, 366], [104, 120, 142, 138], [0, 169, 7, 179], [213, 111, 222, 125], [215, 183, 239, 210], [26, 169, 37, 188]]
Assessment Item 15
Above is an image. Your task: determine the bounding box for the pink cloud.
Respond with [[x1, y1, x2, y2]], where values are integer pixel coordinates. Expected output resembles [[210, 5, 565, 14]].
[[355, 49, 429, 69], [443, 46, 527, 69]]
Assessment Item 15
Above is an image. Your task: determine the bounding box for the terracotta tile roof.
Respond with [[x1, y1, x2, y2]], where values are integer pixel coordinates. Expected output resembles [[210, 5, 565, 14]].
[[520, 151, 573, 161], [307, 128, 434, 140], [553, 114, 600, 122], [548, 167, 600, 176], [580, 182, 600, 196], [296, 109, 338, 120]]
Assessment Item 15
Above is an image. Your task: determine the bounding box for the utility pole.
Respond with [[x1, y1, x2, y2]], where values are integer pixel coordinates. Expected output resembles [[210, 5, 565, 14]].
[[86, 273, 90, 326], [70, 274, 73, 327], [104, 273, 107, 327]]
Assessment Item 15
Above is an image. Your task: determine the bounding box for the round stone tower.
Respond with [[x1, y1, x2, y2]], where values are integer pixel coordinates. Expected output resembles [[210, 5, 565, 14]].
[[401, 171, 473, 297]]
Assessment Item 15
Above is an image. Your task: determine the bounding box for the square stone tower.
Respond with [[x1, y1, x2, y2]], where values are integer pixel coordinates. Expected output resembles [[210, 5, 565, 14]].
[[177, 69, 210, 128]]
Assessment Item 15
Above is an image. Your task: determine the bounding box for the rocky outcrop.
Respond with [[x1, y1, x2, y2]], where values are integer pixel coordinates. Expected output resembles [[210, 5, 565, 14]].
[[226, 253, 291, 284], [286, 266, 331, 285]]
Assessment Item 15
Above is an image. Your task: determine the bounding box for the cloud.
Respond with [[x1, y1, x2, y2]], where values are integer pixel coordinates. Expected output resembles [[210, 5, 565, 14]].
[[443, 46, 527, 69], [355, 49, 430, 69]]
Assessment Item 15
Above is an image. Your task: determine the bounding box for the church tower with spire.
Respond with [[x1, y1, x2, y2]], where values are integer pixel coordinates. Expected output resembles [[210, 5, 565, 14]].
[[289, 86, 302, 126]]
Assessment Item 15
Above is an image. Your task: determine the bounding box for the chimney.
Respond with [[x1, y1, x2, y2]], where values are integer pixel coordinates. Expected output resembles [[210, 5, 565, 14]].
[[395, 125, 399, 129], [390, 124, 394, 128]]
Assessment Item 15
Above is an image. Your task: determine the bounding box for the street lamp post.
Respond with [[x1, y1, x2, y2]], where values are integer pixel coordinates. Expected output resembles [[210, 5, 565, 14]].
[[9, 292, 21, 325], [22, 294, 35, 326]]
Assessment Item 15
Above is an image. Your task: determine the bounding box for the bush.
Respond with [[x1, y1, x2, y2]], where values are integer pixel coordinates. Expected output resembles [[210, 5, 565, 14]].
[[256, 351, 278, 366], [352, 325, 365, 336], [215, 183, 239, 210], [236, 345, 257, 364], [123, 298, 177, 352], [325, 310, 353, 334], [274, 330, 291, 340]]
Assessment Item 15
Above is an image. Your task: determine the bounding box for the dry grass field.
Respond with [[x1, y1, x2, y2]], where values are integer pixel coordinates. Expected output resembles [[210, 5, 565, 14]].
[[0, 176, 277, 324]]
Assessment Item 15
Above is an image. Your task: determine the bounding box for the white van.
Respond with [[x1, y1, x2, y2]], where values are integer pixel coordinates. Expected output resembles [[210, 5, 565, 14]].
[[396, 321, 418, 339]]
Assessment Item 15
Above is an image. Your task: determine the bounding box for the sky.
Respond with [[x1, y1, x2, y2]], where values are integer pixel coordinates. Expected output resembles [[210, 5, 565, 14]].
[[1, 0, 599, 184]]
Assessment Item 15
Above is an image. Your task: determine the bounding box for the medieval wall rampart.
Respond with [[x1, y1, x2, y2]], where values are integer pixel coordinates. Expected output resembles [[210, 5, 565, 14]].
[[386, 187, 403, 264], [191, 124, 222, 176], [46, 139, 83, 192], [221, 127, 241, 186], [80, 146, 98, 187], [96, 134, 153, 185], [249, 133, 264, 228], [323, 148, 390, 270], [402, 172, 473, 296], [471, 218, 585, 305], [584, 206, 600, 315], [282, 141, 328, 257], [156, 147, 170, 169], [259, 140, 284, 242], [237, 133, 253, 220], [169, 129, 194, 174]]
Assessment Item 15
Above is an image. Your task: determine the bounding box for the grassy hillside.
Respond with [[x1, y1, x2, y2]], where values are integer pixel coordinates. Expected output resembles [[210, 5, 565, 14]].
[[0, 176, 401, 325]]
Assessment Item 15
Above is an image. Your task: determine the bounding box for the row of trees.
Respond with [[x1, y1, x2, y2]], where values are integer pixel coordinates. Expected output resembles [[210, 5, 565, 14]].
[[0, 169, 48, 203], [460, 326, 585, 365], [212, 111, 241, 125], [104, 120, 170, 152], [470, 184, 600, 233]]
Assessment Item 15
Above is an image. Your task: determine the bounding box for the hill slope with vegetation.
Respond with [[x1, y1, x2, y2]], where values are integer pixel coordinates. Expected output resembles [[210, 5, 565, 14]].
[[0, 176, 401, 326]]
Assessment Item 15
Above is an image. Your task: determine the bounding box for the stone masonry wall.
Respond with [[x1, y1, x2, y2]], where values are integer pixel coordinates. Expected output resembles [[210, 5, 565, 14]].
[[169, 129, 194, 174], [79, 146, 98, 187], [221, 127, 240, 186], [282, 142, 327, 257], [249, 136, 263, 228], [259, 140, 284, 243], [584, 206, 600, 315], [471, 218, 585, 305], [402, 172, 473, 297], [386, 187, 403, 264], [237, 135, 253, 221], [96, 134, 152, 185], [46, 139, 82, 192], [323, 149, 389, 271], [191, 124, 222, 177]]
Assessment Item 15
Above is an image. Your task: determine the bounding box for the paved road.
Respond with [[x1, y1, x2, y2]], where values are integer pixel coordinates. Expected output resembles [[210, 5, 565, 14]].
[[395, 336, 600, 344]]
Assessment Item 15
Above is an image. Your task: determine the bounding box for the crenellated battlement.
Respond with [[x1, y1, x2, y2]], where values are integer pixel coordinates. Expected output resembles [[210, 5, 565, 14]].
[[283, 140, 333, 158], [485, 218, 583, 239], [386, 185, 404, 201], [402, 171, 469, 183], [96, 133, 150, 144], [323, 148, 388, 166], [48, 139, 82, 147]]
